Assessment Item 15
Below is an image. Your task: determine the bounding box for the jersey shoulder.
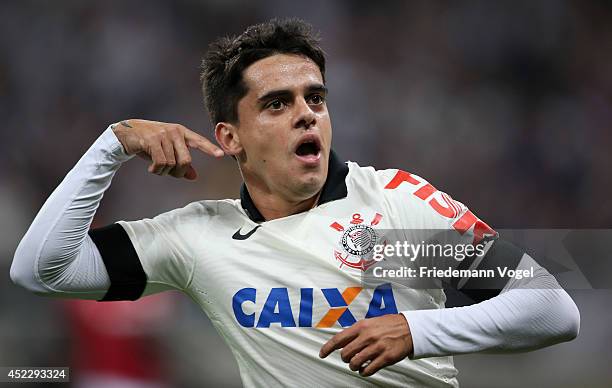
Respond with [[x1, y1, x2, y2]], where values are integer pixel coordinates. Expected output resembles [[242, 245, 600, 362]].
[[346, 161, 439, 207], [346, 162, 476, 230], [154, 198, 243, 223], [347, 161, 429, 192], [119, 198, 245, 239]]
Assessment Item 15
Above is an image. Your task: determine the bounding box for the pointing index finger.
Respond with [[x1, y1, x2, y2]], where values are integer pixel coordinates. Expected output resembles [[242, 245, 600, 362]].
[[184, 128, 224, 157]]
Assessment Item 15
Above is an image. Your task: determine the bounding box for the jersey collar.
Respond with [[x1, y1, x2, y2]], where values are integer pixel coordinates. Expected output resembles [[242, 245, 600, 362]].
[[240, 150, 349, 222]]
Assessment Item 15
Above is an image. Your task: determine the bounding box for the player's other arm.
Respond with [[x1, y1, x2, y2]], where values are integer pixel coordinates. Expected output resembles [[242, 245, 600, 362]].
[[10, 119, 223, 299], [402, 240, 580, 358], [321, 243, 580, 376], [321, 169, 579, 376]]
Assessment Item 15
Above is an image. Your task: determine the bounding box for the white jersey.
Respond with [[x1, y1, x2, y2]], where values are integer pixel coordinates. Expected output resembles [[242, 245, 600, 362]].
[[116, 152, 488, 387], [11, 127, 579, 388]]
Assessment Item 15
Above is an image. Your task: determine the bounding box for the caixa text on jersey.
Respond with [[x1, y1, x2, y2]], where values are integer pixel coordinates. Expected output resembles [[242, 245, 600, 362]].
[[232, 283, 400, 328]]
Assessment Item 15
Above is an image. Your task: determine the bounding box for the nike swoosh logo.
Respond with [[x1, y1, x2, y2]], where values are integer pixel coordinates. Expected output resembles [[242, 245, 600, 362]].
[[232, 225, 261, 240]]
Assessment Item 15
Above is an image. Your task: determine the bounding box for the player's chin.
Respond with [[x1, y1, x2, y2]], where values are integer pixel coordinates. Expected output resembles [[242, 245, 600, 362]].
[[290, 151, 327, 189], [293, 171, 326, 195]]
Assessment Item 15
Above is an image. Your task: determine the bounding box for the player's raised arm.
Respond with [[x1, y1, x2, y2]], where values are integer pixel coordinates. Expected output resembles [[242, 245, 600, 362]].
[[111, 119, 224, 179], [10, 119, 223, 299]]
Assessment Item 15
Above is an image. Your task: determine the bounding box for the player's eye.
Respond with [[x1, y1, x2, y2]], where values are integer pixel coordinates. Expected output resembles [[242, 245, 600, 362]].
[[308, 94, 325, 105], [266, 99, 285, 110]]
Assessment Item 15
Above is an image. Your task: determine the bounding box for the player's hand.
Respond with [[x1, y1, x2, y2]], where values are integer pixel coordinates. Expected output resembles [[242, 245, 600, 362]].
[[111, 119, 224, 180], [319, 314, 413, 377]]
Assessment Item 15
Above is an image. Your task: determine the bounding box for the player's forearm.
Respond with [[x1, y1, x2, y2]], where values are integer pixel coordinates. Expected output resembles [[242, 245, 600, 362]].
[[10, 125, 132, 298], [403, 255, 580, 359]]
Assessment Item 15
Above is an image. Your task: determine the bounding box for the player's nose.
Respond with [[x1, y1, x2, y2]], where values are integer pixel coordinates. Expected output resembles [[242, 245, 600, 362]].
[[293, 97, 316, 130]]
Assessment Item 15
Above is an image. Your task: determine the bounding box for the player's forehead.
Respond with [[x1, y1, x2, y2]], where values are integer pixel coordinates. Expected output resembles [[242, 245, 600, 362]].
[[242, 53, 323, 99]]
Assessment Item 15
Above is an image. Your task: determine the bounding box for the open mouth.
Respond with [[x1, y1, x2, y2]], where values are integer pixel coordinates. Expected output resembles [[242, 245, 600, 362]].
[[296, 140, 320, 156], [294, 135, 322, 164]]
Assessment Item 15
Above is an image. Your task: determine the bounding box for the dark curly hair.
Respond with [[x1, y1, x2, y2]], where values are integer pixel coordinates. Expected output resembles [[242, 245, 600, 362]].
[[200, 18, 326, 125]]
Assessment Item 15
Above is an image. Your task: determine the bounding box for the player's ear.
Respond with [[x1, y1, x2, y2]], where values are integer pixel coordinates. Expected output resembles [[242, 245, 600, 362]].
[[215, 121, 242, 156]]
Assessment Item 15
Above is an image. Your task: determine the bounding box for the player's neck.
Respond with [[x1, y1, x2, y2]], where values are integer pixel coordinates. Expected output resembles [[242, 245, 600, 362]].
[[245, 182, 322, 221]]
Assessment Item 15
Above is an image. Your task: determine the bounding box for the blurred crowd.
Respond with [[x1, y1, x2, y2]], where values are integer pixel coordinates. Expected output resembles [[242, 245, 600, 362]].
[[1, 1, 611, 387]]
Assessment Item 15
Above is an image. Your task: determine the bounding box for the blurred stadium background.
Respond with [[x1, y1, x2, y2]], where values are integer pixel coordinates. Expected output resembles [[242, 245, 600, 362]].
[[1, 1, 611, 387]]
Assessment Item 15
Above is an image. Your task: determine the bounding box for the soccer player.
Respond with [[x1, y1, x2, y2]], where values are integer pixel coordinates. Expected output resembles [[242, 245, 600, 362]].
[[11, 19, 579, 387]]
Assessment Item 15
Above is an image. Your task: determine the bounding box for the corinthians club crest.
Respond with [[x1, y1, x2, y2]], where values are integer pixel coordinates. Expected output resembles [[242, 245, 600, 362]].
[[330, 212, 384, 271]]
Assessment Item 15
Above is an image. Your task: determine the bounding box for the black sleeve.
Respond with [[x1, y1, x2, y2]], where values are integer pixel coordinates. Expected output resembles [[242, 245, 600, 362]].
[[88, 223, 147, 301], [446, 239, 524, 306]]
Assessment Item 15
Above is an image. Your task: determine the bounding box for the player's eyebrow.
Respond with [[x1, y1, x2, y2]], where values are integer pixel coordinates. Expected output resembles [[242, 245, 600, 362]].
[[305, 83, 328, 96], [257, 83, 328, 104]]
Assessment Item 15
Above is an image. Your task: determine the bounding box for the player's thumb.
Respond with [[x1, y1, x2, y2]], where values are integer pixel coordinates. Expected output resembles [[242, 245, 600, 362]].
[[184, 165, 198, 180]]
